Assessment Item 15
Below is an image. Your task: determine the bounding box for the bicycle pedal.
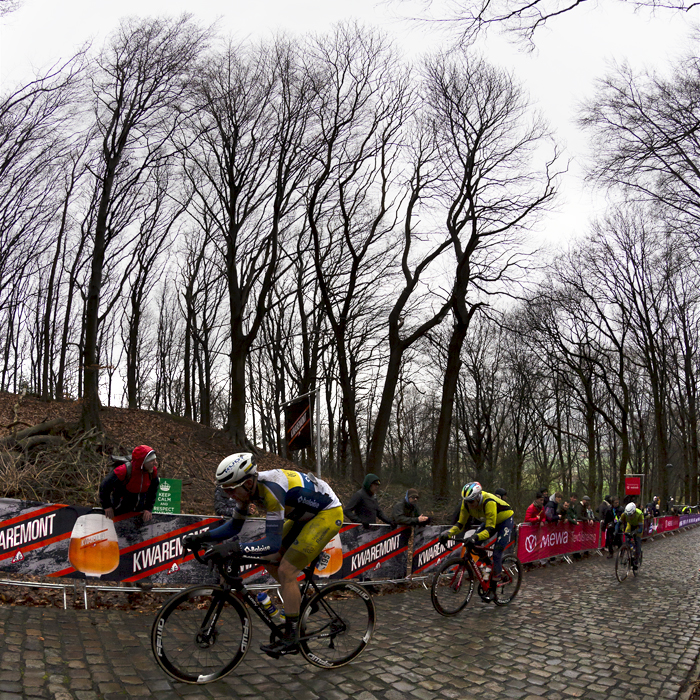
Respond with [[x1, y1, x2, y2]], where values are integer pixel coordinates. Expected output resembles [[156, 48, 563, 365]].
[[261, 648, 282, 660]]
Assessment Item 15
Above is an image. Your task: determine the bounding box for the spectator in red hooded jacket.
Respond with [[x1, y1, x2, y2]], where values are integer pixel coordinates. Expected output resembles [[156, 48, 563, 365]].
[[99, 445, 160, 523], [524, 490, 547, 523]]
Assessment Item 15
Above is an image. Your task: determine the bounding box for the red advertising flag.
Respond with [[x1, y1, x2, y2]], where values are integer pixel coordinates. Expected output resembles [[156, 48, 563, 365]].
[[285, 396, 312, 451], [624, 476, 641, 495]]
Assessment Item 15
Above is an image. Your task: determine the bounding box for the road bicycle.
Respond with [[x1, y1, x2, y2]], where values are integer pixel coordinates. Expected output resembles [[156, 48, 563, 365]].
[[615, 532, 643, 582], [151, 542, 376, 684], [431, 532, 522, 616]]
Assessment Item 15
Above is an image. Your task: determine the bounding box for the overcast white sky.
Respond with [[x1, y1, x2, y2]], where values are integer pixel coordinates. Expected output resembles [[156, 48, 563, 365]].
[[1, 0, 696, 248]]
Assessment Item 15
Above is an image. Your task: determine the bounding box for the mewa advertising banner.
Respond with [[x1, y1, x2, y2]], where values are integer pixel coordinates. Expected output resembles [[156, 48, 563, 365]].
[[0, 498, 409, 585], [517, 521, 602, 564]]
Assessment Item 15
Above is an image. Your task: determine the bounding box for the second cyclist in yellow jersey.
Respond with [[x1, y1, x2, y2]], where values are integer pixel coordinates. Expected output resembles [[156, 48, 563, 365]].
[[439, 482, 514, 601]]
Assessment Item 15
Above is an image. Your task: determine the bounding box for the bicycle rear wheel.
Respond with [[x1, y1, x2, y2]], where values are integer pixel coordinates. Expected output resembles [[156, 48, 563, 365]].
[[299, 581, 376, 668], [615, 546, 631, 582], [151, 586, 250, 684], [494, 554, 522, 606], [431, 557, 474, 616]]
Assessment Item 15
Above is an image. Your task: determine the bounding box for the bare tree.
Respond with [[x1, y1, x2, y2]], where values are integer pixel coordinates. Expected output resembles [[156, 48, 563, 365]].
[[394, 0, 697, 46], [0, 0, 21, 15], [422, 51, 559, 498], [80, 15, 208, 431], [181, 36, 312, 447], [121, 163, 186, 409], [0, 55, 84, 316], [581, 55, 700, 243], [305, 24, 416, 481]]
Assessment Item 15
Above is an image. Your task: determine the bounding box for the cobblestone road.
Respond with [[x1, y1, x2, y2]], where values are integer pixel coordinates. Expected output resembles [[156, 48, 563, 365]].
[[2, 526, 700, 700]]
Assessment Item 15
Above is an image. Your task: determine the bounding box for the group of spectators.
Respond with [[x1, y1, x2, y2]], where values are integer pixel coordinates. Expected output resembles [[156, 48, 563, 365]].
[[218, 472, 433, 529], [523, 490, 681, 558], [215, 466, 694, 536], [524, 489, 595, 525]]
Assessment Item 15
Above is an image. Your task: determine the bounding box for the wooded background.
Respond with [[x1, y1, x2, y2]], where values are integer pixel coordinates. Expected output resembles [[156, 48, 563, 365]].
[[3, 15, 700, 512]]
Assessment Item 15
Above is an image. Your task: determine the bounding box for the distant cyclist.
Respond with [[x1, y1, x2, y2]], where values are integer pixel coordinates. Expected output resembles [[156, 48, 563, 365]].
[[438, 482, 514, 602], [182, 453, 344, 655], [617, 502, 644, 570]]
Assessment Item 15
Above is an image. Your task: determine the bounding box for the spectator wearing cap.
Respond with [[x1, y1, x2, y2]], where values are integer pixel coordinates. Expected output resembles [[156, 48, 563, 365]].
[[577, 495, 594, 521], [99, 445, 160, 523], [494, 487, 508, 499], [525, 490, 547, 523], [392, 489, 430, 527], [343, 473, 392, 528]]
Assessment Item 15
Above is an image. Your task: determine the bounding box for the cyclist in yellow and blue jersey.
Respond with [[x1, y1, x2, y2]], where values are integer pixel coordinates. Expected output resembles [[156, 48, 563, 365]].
[[617, 501, 644, 570], [183, 453, 343, 655], [439, 482, 514, 601]]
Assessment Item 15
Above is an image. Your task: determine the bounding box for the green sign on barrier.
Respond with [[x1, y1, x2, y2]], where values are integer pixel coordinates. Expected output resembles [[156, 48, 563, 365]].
[[153, 478, 182, 515]]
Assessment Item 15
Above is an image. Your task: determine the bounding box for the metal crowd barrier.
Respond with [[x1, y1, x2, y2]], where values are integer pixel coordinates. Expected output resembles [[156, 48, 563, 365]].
[[2, 521, 698, 609]]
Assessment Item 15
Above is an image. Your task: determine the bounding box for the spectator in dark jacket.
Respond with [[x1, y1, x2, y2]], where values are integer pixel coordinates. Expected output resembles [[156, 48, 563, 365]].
[[645, 496, 661, 518], [391, 489, 430, 527], [598, 495, 611, 522], [569, 493, 579, 517], [524, 490, 547, 523], [558, 499, 577, 525], [603, 496, 621, 557], [344, 473, 392, 527], [544, 493, 562, 522], [100, 445, 160, 523], [214, 485, 236, 517], [576, 495, 594, 522]]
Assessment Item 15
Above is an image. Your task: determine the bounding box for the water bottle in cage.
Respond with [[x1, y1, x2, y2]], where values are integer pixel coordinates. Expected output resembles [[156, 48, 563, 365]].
[[482, 565, 492, 582], [257, 591, 286, 623]]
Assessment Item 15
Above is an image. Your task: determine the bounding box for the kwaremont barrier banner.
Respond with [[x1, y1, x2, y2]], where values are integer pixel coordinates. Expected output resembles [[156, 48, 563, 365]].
[[0, 498, 409, 586], [411, 526, 471, 576], [1, 497, 698, 586]]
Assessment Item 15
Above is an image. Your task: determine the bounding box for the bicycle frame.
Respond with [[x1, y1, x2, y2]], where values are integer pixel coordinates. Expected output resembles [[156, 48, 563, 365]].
[[208, 553, 325, 642], [456, 536, 518, 592]]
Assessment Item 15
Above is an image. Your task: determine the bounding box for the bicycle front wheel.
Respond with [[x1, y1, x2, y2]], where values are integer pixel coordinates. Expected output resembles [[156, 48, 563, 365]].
[[615, 546, 631, 582], [431, 557, 474, 616], [494, 554, 522, 606], [151, 586, 250, 684], [299, 581, 376, 668]]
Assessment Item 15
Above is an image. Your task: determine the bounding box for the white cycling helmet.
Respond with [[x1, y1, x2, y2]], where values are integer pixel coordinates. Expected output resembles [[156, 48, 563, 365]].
[[624, 502, 636, 516], [216, 453, 257, 488]]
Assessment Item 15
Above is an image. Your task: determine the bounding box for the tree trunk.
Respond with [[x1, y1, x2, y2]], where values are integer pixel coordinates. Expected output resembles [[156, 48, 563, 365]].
[[432, 321, 468, 498]]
